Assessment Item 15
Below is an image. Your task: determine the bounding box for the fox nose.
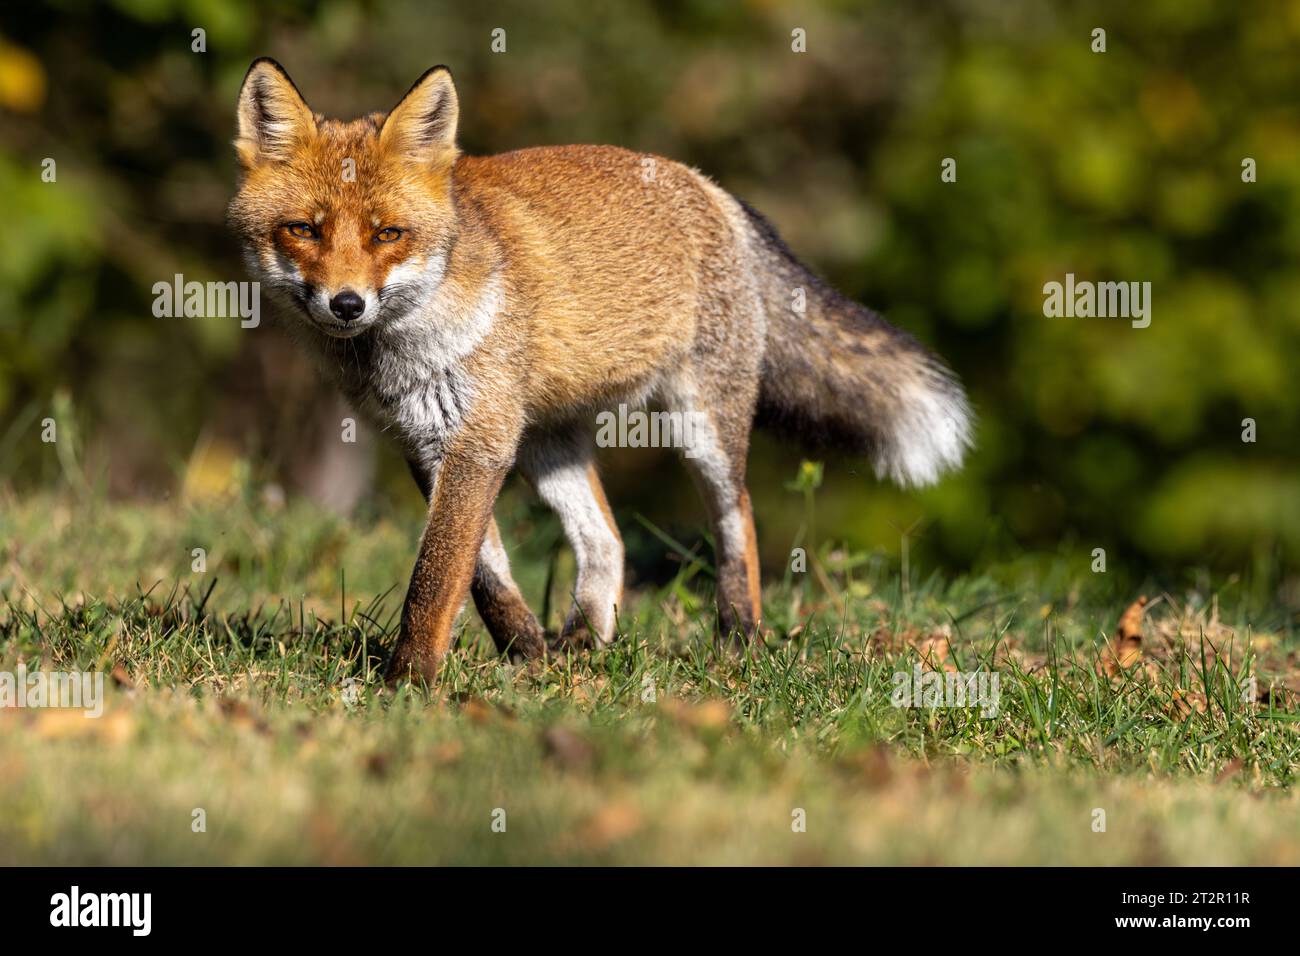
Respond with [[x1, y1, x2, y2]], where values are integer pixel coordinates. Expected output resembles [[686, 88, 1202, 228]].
[[329, 290, 366, 322]]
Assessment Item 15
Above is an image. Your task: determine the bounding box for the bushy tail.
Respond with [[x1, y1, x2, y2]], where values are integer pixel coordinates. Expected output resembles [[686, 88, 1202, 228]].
[[741, 201, 973, 488]]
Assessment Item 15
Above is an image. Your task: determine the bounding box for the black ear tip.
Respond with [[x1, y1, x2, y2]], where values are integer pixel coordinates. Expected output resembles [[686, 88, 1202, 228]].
[[239, 57, 310, 106], [389, 65, 457, 113], [244, 56, 286, 79], [415, 65, 456, 88]]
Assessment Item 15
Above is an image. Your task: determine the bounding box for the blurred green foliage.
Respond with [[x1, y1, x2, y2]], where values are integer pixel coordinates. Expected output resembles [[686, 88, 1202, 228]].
[[0, 0, 1297, 580]]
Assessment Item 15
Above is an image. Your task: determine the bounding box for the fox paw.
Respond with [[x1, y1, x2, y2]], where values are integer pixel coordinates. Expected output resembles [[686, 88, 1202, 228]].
[[384, 643, 440, 688], [547, 625, 600, 656], [502, 627, 547, 664]]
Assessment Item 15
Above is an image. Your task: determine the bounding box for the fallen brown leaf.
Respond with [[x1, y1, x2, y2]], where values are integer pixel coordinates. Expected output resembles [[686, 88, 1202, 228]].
[[1100, 596, 1148, 676], [914, 630, 957, 672], [1170, 686, 1207, 718]]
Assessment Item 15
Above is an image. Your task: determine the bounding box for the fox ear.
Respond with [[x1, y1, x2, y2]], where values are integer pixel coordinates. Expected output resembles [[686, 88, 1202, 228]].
[[380, 66, 459, 167], [235, 58, 316, 169]]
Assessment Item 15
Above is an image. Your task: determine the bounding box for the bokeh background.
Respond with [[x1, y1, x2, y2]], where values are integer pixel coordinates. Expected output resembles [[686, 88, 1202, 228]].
[[1, 0, 1297, 596]]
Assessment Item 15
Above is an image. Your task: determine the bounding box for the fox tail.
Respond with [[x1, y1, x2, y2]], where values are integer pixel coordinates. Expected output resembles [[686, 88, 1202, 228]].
[[743, 201, 973, 488]]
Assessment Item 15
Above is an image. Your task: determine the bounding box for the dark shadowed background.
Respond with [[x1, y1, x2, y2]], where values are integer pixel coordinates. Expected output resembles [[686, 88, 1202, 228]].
[[1, 0, 1297, 599]]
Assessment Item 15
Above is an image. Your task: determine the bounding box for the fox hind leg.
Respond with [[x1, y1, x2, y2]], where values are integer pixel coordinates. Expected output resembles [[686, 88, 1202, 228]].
[[663, 367, 764, 646], [681, 420, 763, 643], [668, 217, 767, 645]]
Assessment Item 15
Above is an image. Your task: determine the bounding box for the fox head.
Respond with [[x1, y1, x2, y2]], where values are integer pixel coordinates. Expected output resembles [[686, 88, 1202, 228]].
[[228, 59, 461, 338]]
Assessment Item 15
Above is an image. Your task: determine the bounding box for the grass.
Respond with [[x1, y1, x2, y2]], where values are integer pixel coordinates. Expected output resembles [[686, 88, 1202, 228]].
[[1, 486, 1299, 865]]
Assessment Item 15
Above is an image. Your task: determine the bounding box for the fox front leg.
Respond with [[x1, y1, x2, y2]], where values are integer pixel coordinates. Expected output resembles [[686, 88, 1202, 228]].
[[387, 455, 509, 685], [471, 520, 548, 661], [405, 458, 546, 662]]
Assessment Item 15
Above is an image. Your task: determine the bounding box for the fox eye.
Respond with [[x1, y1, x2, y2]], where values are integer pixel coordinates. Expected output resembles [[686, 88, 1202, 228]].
[[285, 222, 317, 240], [374, 227, 403, 243]]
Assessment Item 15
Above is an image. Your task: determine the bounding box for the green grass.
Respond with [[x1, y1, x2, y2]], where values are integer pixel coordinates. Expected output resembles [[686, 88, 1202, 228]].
[[1, 487, 1298, 865]]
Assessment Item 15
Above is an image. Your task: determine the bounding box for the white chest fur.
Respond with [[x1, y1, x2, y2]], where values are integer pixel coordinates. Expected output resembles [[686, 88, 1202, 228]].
[[361, 350, 473, 467], [326, 263, 503, 468]]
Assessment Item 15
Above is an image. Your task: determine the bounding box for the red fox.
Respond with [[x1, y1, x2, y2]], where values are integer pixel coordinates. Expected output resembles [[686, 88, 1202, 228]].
[[228, 59, 972, 684]]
